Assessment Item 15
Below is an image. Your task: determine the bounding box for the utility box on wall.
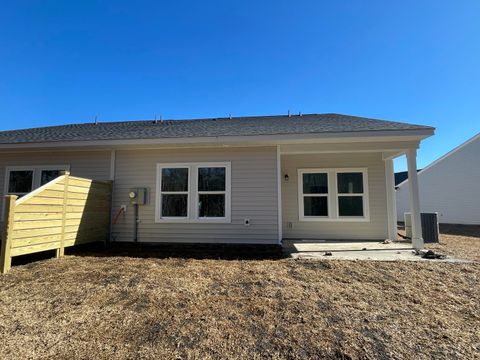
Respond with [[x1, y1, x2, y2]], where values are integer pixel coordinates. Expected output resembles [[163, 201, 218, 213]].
[[129, 188, 148, 205]]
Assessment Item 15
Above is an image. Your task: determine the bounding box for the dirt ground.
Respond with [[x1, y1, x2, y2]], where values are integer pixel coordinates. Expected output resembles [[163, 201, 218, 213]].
[[396, 223, 480, 262], [0, 228, 479, 359], [427, 224, 480, 261]]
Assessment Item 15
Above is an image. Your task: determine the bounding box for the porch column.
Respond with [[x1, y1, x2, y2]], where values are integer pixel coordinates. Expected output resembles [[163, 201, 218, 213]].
[[406, 148, 423, 249], [385, 159, 397, 240]]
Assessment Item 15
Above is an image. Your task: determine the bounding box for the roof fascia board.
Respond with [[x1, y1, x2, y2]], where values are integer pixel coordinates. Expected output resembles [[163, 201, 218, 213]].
[[0, 129, 434, 150]]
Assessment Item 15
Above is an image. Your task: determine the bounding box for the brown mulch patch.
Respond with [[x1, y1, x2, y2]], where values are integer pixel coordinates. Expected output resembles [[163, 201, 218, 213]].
[[1, 245, 479, 359]]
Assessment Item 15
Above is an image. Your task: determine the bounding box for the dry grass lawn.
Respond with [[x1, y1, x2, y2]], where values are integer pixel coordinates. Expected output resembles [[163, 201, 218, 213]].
[[0, 228, 479, 359], [426, 224, 480, 261]]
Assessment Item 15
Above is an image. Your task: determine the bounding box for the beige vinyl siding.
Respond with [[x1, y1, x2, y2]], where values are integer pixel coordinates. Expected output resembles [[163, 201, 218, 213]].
[[282, 152, 388, 240], [0, 150, 112, 228], [111, 146, 278, 244]]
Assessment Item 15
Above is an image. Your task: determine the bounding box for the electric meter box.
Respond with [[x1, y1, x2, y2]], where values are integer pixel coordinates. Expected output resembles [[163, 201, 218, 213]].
[[129, 188, 148, 205]]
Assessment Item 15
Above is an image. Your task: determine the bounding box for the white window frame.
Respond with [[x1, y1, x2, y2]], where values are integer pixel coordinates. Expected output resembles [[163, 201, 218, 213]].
[[156, 164, 191, 221], [155, 162, 231, 223], [297, 169, 330, 221], [4, 165, 70, 196], [335, 170, 369, 221], [298, 168, 370, 222], [3, 164, 70, 218], [195, 163, 231, 222]]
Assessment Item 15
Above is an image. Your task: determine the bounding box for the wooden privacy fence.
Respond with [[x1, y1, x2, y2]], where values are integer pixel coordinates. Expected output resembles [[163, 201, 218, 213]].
[[0, 171, 112, 273]]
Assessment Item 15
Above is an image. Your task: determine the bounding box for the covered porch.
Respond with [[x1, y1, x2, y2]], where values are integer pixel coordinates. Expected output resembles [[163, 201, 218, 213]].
[[276, 139, 424, 249]]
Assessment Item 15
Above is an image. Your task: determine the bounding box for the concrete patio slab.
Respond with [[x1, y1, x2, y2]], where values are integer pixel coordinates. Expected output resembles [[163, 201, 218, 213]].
[[283, 240, 466, 262]]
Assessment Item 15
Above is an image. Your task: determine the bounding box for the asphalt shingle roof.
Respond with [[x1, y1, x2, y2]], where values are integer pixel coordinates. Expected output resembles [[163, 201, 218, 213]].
[[0, 113, 433, 144]]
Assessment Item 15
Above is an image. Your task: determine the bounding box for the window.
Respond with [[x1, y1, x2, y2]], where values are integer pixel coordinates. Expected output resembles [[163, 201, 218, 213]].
[[298, 168, 369, 221], [156, 162, 231, 223], [197, 167, 226, 218], [8, 170, 33, 197], [4, 165, 69, 198], [160, 167, 189, 218], [40, 170, 61, 186], [300, 171, 329, 218], [336, 172, 366, 218]]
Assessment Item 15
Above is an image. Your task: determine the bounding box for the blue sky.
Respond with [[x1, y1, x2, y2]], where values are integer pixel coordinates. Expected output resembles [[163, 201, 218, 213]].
[[1, 1, 479, 171]]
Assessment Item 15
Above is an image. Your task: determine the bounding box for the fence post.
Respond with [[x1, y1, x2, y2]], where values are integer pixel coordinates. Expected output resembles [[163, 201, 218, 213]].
[[1, 195, 17, 274], [56, 171, 70, 258]]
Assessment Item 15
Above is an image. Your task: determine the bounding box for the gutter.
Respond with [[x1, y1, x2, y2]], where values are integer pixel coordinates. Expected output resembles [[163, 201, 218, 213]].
[[0, 129, 435, 150]]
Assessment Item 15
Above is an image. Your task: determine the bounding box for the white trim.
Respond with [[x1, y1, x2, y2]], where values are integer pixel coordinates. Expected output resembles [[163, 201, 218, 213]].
[[276, 145, 282, 244], [406, 148, 423, 249], [4, 164, 70, 195], [298, 169, 331, 221], [396, 132, 480, 188], [3, 166, 34, 198], [155, 162, 231, 223], [282, 149, 409, 155], [156, 164, 191, 222], [194, 162, 231, 223], [298, 168, 370, 222], [334, 169, 370, 221], [0, 129, 435, 150], [384, 159, 397, 240]]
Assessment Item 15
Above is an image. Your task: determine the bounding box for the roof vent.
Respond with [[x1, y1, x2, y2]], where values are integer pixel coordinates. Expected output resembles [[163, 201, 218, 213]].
[[153, 115, 163, 124]]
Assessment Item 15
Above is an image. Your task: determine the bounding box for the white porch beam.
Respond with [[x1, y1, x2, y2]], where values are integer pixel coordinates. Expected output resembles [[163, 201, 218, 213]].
[[406, 148, 423, 249], [279, 140, 420, 155], [384, 159, 398, 240], [382, 150, 405, 160]]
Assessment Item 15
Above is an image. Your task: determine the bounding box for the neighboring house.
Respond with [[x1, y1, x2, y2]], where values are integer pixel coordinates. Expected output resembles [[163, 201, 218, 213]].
[[396, 133, 480, 225], [0, 113, 434, 248], [394, 169, 421, 187], [394, 171, 409, 186]]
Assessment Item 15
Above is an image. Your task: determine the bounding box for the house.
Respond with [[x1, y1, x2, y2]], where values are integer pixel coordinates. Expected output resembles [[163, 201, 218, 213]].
[[0, 113, 434, 249], [396, 133, 480, 225], [394, 169, 421, 187], [394, 171, 409, 186]]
